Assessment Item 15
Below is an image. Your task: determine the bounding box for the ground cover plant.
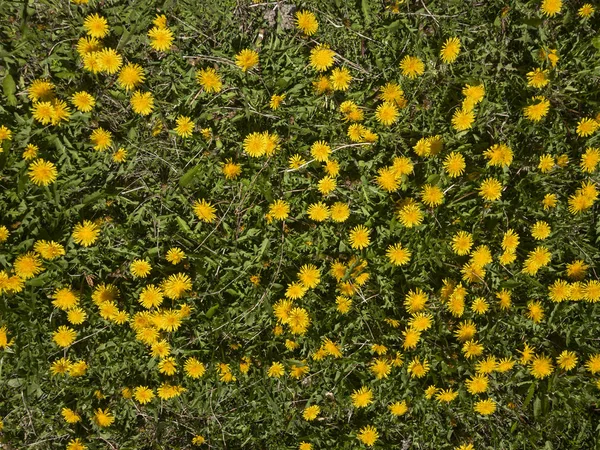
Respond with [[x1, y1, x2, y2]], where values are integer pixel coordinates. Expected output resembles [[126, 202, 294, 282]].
[[0, 0, 600, 448]]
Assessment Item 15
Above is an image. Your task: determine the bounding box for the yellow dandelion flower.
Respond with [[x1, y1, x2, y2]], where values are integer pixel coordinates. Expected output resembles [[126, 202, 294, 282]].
[[148, 26, 173, 51], [330, 67, 352, 91], [118, 63, 145, 91], [375, 102, 399, 126], [83, 13, 109, 38], [71, 91, 95, 112], [399, 55, 425, 78], [28, 159, 58, 186], [174, 115, 194, 138], [478, 177, 503, 201], [193, 199, 217, 223], [349, 225, 370, 250], [440, 37, 461, 63], [196, 67, 223, 93], [310, 44, 335, 72], [130, 91, 154, 116], [541, 0, 562, 17], [235, 49, 259, 72], [72, 220, 100, 247], [295, 10, 318, 35]]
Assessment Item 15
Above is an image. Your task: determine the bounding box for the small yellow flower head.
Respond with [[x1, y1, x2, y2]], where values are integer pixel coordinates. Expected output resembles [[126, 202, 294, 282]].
[[235, 49, 259, 72], [452, 108, 475, 131], [133, 386, 155, 404], [357, 425, 379, 447], [295, 10, 318, 35], [269, 93, 285, 110], [28, 159, 58, 186], [267, 361, 285, 378], [268, 199, 290, 220], [440, 37, 461, 63], [400, 55, 425, 78], [148, 26, 174, 51], [196, 67, 223, 93], [130, 91, 154, 116], [478, 177, 503, 201], [53, 325, 77, 348], [113, 148, 127, 163], [576, 118, 599, 137], [193, 199, 217, 223], [93, 408, 115, 427], [578, 3, 595, 17], [349, 225, 371, 250], [376, 102, 399, 126], [302, 404, 320, 421], [474, 399, 496, 415], [90, 128, 112, 151], [84, 13, 109, 38], [526, 68, 549, 88], [71, 91, 95, 112], [130, 259, 152, 278], [524, 96, 550, 121], [540, 0, 562, 17], [96, 48, 123, 74], [330, 67, 352, 91], [174, 115, 194, 138], [310, 44, 335, 72], [118, 64, 145, 91], [72, 220, 100, 247], [192, 435, 206, 446]]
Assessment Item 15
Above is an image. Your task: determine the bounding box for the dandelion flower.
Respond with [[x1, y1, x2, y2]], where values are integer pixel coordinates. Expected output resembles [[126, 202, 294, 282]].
[[28, 159, 58, 186], [351, 386, 373, 407], [53, 325, 77, 347], [72, 220, 100, 247], [578, 3, 595, 17], [174, 115, 194, 138], [71, 91, 95, 112], [357, 425, 378, 447], [193, 199, 217, 223], [84, 13, 109, 38], [134, 386, 154, 404], [130, 91, 154, 116], [452, 108, 475, 131], [530, 355, 554, 378], [96, 48, 122, 74], [118, 64, 145, 91], [541, 0, 562, 16], [474, 399, 496, 415], [440, 37, 461, 63], [93, 408, 115, 427], [310, 44, 335, 72], [235, 49, 259, 72], [444, 152, 466, 177], [28, 79, 54, 102], [576, 118, 599, 137], [478, 177, 502, 201], [400, 55, 425, 79], [376, 102, 399, 126], [557, 350, 578, 371], [349, 225, 370, 250], [268, 361, 285, 378], [148, 26, 173, 51], [524, 96, 550, 121], [130, 259, 152, 278], [302, 405, 320, 421], [268, 199, 290, 220], [526, 68, 549, 88], [330, 67, 352, 91], [295, 10, 318, 35], [196, 67, 222, 93]]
